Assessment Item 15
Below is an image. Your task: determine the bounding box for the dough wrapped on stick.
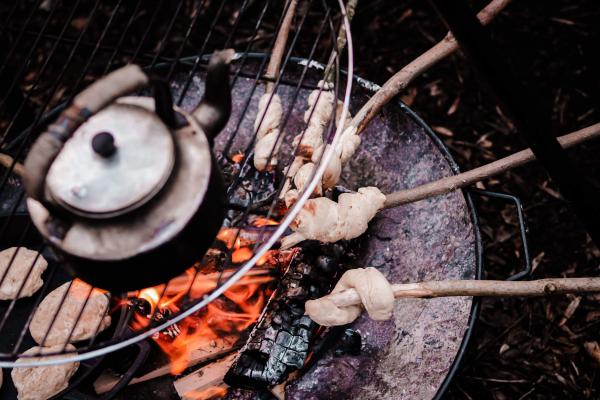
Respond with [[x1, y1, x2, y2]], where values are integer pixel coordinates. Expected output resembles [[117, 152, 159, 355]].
[[281, 186, 386, 249], [253, 93, 283, 171], [305, 267, 394, 326]]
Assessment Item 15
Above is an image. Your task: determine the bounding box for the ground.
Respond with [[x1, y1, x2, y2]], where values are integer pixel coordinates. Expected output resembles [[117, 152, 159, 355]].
[[350, 0, 600, 398]]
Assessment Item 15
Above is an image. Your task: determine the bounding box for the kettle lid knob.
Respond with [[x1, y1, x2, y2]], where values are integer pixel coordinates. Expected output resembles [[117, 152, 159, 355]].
[[91, 132, 117, 158]]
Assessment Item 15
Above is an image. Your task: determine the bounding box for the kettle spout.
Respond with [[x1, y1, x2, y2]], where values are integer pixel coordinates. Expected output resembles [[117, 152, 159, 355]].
[[192, 49, 235, 142]]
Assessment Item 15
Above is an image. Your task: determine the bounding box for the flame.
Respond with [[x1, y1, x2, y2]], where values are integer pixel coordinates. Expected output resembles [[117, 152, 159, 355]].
[[129, 224, 286, 376], [183, 386, 227, 400], [130, 267, 274, 375], [251, 217, 279, 227]]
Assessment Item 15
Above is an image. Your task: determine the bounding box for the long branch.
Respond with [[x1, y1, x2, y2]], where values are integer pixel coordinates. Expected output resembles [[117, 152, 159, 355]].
[[383, 122, 600, 209], [323, 277, 600, 308], [265, 0, 299, 93], [350, 0, 512, 133]]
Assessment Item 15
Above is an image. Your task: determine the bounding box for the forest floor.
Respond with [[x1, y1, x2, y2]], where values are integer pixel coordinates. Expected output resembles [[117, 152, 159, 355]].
[[349, 0, 600, 398]]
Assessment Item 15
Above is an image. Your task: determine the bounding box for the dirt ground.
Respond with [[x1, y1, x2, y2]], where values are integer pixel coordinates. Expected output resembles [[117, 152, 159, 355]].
[[350, 0, 600, 398]]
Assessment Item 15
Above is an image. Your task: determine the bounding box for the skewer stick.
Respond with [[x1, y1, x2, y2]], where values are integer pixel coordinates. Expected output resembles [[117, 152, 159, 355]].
[[350, 0, 512, 133], [265, 0, 299, 93], [323, 277, 600, 308], [382, 122, 600, 208]]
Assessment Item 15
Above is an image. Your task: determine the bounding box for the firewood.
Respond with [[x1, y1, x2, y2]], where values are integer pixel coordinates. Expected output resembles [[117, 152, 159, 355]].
[[174, 354, 236, 399], [94, 336, 239, 394]]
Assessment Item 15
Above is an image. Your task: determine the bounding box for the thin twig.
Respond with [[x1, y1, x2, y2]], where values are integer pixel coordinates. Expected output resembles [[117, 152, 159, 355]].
[[323, 277, 600, 308], [0, 153, 25, 177], [325, 0, 358, 83], [383, 122, 600, 208], [350, 0, 512, 132], [265, 0, 299, 93]]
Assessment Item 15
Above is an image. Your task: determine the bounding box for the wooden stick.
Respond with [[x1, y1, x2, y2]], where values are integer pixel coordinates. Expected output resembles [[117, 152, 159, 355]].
[[0, 153, 25, 177], [350, 0, 512, 133], [383, 122, 600, 208], [322, 277, 600, 308], [265, 0, 299, 93], [325, 0, 358, 83]]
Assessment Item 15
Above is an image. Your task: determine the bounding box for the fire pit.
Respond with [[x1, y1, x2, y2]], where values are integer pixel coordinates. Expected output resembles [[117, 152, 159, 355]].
[[0, 1, 481, 399]]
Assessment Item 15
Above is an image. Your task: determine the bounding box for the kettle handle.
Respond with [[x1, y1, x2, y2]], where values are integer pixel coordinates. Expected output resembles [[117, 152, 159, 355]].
[[23, 65, 150, 202]]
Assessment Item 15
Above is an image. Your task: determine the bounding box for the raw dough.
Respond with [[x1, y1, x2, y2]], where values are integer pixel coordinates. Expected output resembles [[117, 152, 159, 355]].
[[0, 247, 47, 300], [253, 93, 283, 170], [281, 187, 386, 248], [11, 344, 79, 400], [29, 280, 111, 346], [305, 267, 395, 326]]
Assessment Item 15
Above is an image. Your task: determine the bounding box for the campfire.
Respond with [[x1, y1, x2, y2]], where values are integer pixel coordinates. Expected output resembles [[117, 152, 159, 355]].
[[127, 223, 282, 377]]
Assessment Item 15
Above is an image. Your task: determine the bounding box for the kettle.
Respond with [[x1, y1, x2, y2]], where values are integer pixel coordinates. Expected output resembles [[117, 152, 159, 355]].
[[23, 50, 234, 291]]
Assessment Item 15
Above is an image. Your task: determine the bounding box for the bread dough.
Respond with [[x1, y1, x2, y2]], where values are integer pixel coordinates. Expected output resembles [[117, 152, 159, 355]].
[[0, 247, 48, 300], [11, 344, 79, 400], [281, 187, 386, 249], [305, 267, 395, 326], [29, 280, 111, 346]]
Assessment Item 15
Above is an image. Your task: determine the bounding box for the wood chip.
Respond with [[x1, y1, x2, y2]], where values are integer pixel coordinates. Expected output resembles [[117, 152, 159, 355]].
[[174, 354, 235, 399]]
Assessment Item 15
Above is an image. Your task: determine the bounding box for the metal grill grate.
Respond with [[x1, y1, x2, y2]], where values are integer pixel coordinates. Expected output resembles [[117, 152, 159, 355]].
[[0, 0, 353, 367]]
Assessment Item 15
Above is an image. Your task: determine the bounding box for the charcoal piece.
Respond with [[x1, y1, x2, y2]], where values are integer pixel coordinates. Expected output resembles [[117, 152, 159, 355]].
[[334, 328, 362, 356], [222, 156, 280, 210], [224, 244, 347, 389]]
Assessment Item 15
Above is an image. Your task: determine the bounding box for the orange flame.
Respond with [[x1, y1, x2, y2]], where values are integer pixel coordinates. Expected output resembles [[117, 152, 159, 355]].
[[231, 247, 253, 263], [251, 217, 279, 227], [130, 267, 274, 375]]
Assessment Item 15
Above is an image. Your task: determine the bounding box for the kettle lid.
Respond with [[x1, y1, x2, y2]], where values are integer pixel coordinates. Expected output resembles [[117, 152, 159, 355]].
[[45, 102, 175, 218]]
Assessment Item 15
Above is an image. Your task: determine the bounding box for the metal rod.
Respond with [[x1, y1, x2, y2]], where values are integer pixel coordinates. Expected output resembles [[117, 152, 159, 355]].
[[427, 0, 600, 246]]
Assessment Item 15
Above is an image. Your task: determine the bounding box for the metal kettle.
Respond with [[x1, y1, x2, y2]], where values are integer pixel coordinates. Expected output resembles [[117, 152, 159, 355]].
[[23, 50, 234, 291]]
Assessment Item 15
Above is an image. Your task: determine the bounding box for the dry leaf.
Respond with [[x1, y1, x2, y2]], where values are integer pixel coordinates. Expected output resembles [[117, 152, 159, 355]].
[[584, 341, 600, 366], [432, 126, 454, 138], [447, 95, 461, 115], [531, 252, 545, 272], [558, 296, 581, 326]]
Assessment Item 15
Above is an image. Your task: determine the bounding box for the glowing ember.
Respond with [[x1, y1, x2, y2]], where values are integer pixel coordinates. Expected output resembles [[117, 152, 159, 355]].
[[231, 247, 252, 263], [251, 216, 279, 227], [231, 152, 244, 163]]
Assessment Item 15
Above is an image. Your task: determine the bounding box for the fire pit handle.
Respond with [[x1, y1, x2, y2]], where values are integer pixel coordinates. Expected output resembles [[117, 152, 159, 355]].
[[468, 189, 532, 281], [60, 339, 151, 400]]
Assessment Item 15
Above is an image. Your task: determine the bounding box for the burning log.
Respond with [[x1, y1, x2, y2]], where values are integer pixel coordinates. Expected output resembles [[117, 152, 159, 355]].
[[224, 242, 348, 389]]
